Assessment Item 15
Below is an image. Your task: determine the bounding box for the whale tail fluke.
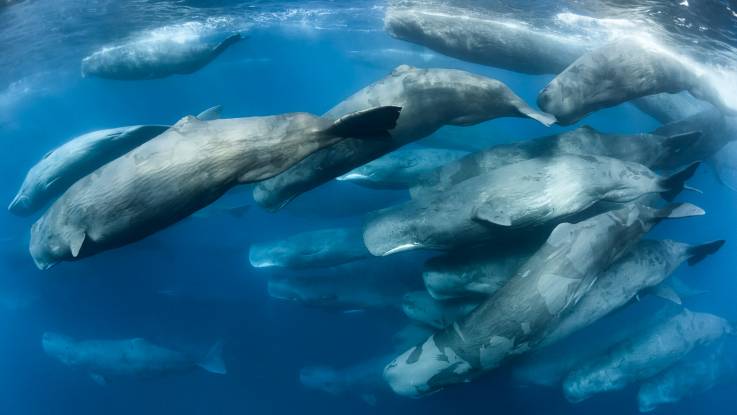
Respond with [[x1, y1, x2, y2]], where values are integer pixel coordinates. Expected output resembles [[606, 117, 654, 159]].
[[687, 240, 725, 266], [653, 202, 705, 220], [324, 106, 401, 139], [198, 340, 227, 375], [659, 161, 701, 201]]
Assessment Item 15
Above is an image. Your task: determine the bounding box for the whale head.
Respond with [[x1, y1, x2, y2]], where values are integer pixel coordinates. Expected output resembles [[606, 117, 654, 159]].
[[42, 332, 78, 365], [299, 366, 345, 395]]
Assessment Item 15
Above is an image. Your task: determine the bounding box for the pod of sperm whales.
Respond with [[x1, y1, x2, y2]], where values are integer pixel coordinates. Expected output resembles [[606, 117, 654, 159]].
[[422, 244, 535, 300], [252, 65, 554, 210], [401, 291, 480, 330], [564, 309, 733, 403], [81, 32, 242, 80], [638, 341, 737, 412], [411, 125, 703, 199], [364, 154, 700, 256], [383, 202, 705, 397], [8, 106, 223, 217], [29, 106, 401, 270], [248, 227, 370, 269], [383, 8, 588, 75], [267, 256, 424, 310], [336, 147, 468, 189], [543, 239, 725, 347], [42, 332, 226, 384], [538, 37, 734, 125]]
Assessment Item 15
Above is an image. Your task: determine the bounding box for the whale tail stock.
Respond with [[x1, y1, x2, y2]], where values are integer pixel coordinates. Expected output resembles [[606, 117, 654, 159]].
[[198, 340, 227, 375], [658, 161, 701, 201], [687, 240, 726, 266], [323, 106, 402, 140]]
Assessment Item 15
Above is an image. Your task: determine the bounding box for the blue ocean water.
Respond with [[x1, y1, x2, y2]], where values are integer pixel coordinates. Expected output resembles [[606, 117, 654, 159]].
[[1, 0, 736, 414]]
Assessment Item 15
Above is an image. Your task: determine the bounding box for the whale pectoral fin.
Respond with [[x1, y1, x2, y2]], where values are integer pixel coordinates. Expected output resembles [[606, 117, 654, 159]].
[[195, 105, 223, 121], [646, 283, 682, 305], [473, 205, 513, 227], [68, 231, 86, 258], [89, 373, 107, 386], [211, 34, 243, 57], [324, 106, 401, 139]]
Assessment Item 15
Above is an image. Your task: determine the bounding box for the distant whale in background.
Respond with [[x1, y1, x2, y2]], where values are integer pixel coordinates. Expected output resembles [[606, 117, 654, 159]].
[[249, 227, 370, 269], [42, 332, 226, 384], [563, 309, 733, 403], [8, 105, 222, 217], [29, 106, 400, 270], [538, 37, 736, 125], [253, 65, 555, 211], [384, 8, 589, 75], [81, 32, 242, 80]]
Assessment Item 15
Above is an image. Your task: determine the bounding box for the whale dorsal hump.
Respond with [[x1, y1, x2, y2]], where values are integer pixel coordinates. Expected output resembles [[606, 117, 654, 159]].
[[392, 64, 414, 76], [68, 230, 86, 258], [473, 204, 513, 227]]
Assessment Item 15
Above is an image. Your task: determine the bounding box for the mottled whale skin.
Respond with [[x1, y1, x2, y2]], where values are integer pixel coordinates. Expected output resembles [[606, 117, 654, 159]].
[[383, 202, 705, 397], [384, 8, 588, 75], [411, 125, 702, 199], [9, 106, 222, 217], [638, 341, 737, 412], [337, 147, 468, 190], [422, 245, 534, 300], [42, 332, 226, 383], [267, 256, 423, 310], [248, 227, 370, 269], [29, 106, 400, 270], [81, 33, 242, 80], [401, 290, 480, 330], [538, 37, 734, 125], [543, 238, 725, 347], [563, 309, 734, 403], [365, 154, 700, 256], [253, 65, 554, 210]]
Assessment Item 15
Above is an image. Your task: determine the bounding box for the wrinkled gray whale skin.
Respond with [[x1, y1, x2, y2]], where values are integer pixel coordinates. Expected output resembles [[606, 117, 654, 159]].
[[81, 33, 242, 80], [29, 106, 400, 270], [253, 65, 554, 210], [633, 92, 714, 124], [543, 239, 725, 347], [538, 37, 734, 125], [401, 290, 480, 329], [383, 202, 705, 397], [563, 309, 733, 403], [638, 341, 737, 412], [384, 8, 588, 75], [42, 332, 226, 384], [248, 227, 370, 269], [9, 106, 222, 217], [365, 154, 700, 256], [411, 125, 702, 199], [422, 244, 536, 300], [337, 147, 468, 189]]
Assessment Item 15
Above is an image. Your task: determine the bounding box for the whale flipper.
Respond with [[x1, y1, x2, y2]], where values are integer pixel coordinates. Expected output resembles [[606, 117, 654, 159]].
[[686, 240, 725, 266], [647, 283, 682, 305], [211, 34, 243, 58], [324, 106, 401, 139], [198, 340, 227, 375], [195, 105, 223, 121], [658, 162, 701, 201], [69, 231, 86, 258]]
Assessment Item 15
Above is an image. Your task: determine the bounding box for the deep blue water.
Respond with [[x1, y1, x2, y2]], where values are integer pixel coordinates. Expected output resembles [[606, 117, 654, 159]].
[[1, 1, 736, 414]]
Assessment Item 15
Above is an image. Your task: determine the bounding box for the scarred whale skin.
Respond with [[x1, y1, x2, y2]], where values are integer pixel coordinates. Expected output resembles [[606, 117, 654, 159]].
[[383, 8, 588, 75], [638, 341, 737, 412], [29, 106, 400, 270], [563, 309, 733, 403], [543, 238, 725, 347], [364, 154, 699, 256], [383, 202, 705, 397], [81, 33, 242, 80], [253, 65, 554, 210], [411, 125, 702, 199], [42, 332, 226, 383], [538, 37, 735, 125], [248, 226, 370, 269]]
